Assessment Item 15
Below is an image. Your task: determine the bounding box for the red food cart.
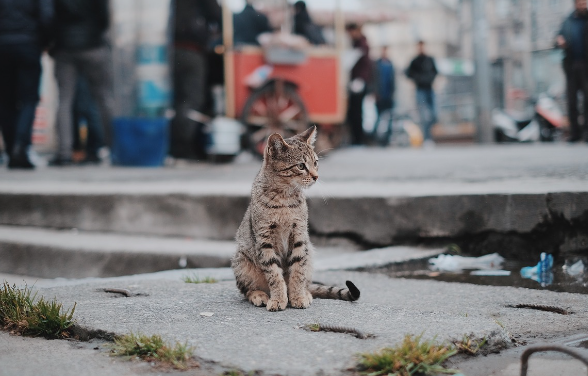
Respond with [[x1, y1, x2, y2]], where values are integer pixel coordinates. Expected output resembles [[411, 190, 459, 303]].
[[221, 1, 347, 156]]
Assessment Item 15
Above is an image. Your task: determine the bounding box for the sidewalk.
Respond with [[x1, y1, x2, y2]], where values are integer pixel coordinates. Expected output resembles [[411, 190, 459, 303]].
[[1, 267, 587, 376], [1, 144, 588, 375]]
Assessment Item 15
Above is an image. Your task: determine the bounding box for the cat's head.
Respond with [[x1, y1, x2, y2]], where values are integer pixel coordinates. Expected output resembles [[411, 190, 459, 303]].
[[263, 126, 319, 189]]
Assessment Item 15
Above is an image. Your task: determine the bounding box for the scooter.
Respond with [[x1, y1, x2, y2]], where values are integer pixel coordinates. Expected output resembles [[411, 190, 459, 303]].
[[493, 93, 565, 143]]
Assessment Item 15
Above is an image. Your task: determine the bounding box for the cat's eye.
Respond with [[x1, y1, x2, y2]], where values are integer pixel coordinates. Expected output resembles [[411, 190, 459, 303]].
[[314, 160, 317, 167], [298, 163, 306, 170]]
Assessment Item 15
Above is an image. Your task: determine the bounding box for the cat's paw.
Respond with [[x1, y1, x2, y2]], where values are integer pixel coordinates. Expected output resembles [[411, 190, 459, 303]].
[[289, 291, 313, 309], [248, 291, 269, 307], [266, 297, 287, 311]]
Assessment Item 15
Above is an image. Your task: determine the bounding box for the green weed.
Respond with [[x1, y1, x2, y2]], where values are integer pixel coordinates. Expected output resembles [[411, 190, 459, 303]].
[[357, 334, 459, 376], [453, 334, 487, 355], [306, 323, 320, 332], [182, 275, 218, 284], [0, 281, 76, 339], [110, 332, 194, 369]]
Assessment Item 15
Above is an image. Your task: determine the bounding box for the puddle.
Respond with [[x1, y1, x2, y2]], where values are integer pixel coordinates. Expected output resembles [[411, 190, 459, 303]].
[[370, 255, 588, 295]]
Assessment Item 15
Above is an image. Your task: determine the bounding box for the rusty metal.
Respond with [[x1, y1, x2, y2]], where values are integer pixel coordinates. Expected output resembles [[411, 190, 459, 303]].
[[318, 324, 368, 339], [507, 304, 569, 315], [520, 345, 588, 376]]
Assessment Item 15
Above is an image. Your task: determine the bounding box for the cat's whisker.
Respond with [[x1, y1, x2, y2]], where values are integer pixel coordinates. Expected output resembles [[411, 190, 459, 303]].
[[317, 147, 334, 156], [313, 179, 330, 205]]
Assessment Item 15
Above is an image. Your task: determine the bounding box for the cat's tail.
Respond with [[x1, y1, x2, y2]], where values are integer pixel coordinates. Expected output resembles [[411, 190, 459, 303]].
[[309, 280, 360, 302]]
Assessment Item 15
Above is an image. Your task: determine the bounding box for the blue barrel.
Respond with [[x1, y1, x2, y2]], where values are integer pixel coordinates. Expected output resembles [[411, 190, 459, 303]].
[[111, 117, 168, 167]]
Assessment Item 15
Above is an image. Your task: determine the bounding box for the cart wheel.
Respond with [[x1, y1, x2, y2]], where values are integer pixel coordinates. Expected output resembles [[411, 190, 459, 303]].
[[241, 82, 309, 158]]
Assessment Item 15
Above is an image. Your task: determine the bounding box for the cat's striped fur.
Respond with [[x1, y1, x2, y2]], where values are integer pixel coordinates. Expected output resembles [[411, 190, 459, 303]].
[[232, 126, 360, 311]]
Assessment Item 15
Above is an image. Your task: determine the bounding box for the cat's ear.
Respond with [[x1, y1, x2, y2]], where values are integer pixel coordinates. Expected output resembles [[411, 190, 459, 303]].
[[266, 133, 290, 157], [298, 125, 317, 146]]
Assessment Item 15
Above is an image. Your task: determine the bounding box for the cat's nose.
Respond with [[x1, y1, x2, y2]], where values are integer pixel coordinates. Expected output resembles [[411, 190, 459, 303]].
[[311, 174, 318, 181]]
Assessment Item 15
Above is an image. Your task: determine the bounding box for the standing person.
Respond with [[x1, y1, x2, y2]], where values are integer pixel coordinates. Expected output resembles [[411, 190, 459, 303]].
[[556, 0, 588, 143], [50, 0, 113, 166], [406, 40, 438, 147], [372, 46, 396, 146], [171, 0, 221, 160], [0, 0, 54, 169], [233, 0, 271, 46], [345, 23, 372, 146]]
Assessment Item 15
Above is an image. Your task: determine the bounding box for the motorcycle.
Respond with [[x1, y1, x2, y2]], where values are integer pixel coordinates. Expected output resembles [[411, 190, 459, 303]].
[[493, 93, 565, 143]]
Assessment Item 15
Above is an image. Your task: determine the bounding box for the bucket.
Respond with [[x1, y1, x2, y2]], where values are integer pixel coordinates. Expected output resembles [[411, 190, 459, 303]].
[[111, 117, 168, 167]]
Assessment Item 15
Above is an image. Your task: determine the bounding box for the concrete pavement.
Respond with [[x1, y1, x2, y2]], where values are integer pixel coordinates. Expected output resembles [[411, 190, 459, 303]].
[[1, 268, 587, 376], [1, 144, 588, 375]]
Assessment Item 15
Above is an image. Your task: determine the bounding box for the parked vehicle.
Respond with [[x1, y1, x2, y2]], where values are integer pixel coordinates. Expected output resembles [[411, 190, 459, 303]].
[[493, 93, 565, 143]]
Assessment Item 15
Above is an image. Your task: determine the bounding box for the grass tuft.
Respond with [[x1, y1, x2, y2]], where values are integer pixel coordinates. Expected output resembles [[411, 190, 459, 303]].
[[306, 323, 321, 332], [453, 334, 487, 355], [0, 281, 76, 339], [357, 334, 459, 376], [110, 332, 195, 369], [182, 275, 218, 284]]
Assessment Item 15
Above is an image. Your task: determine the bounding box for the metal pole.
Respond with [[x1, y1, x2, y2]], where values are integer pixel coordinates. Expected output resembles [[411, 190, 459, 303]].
[[471, 0, 493, 143]]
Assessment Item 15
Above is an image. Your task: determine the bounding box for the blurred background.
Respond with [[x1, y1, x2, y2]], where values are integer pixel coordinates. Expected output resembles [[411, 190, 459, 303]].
[[0, 0, 580, 167]]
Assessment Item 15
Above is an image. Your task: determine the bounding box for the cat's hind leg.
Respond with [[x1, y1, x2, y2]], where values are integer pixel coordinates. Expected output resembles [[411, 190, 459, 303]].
[[232, 251, 270, 307]]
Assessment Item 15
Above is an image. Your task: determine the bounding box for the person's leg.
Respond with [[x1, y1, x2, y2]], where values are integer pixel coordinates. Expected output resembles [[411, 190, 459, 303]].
[[424, 89, 436, 141], [0, 44, 18, 157], [372, 101, 383, 138], [75, 74, 104, 158], [170, 49, 208, 159], [348, 90, 365, 145], [580, 64, 588, 141], [54, 51, 78, 161], [8, 44, 42, 168], [566, 68, 581, 141], [80, 46, 114, 149], [384, 104, 394, 146], [416, 89, 430, 140], [13, 45, 41, 151]]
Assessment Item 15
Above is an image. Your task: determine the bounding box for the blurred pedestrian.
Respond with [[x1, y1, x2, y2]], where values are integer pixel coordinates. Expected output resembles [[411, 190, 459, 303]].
[[293, 1, 325, 45], [72, 75, 104, 164], [345, 23, 372, 146], [406, 40, 438, 147], [50, 0, 113, 166], [171, 0, 221, 160], [556, 0, 588, 143], [372, 46, 396, 146], [233, 0, 272, 46], [0, 0, 54, 169]]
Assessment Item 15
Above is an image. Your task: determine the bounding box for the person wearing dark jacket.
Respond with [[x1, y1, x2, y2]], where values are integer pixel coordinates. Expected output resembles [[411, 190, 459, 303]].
[[233, 1, 271, 46], [50, 0, 113, 165], [557, 0, 588, 142], [0, 0, 54, 169], [346, 23, 372, 146], [406, 40, 438, 145], [372, 46, 396, 146], [293, 1, 325, 45], [171, 0, 222, 159]]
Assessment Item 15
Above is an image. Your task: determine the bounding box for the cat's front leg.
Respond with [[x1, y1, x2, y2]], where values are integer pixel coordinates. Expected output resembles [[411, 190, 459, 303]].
[[286, 237, 313, 309], [258, 243, 288, 311]]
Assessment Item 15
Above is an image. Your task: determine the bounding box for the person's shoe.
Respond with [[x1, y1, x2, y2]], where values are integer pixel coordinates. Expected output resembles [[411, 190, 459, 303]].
[[8, 153, 35, 170], [48, 156, 75, 166], [567, 135, 582, 143]]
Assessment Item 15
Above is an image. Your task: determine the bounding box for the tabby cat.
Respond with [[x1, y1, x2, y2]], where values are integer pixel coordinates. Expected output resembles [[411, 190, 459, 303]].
[[232, 126, 360, 311]]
